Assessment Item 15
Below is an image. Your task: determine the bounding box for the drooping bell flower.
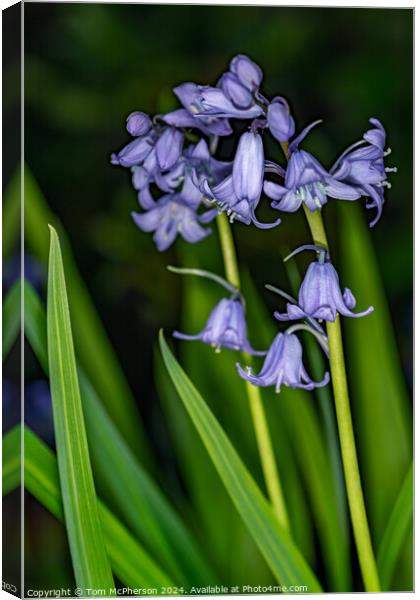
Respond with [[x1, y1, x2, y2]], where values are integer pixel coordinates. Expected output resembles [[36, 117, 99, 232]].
[[155, 127, 184, 171], [267, 97, 295, 143], [131, 171, 216, 252], [219, 72, 253, 109], [264, 121, 361, 213], [330, 118, 396, 226], [126, 111, 152, 137], [198, 86, 263, 119], [162, 82, 233, 136], [173, 297, 264, 355], [237, 332, 329, 393], [111, 130, 156, 167], [202, 131, 281, 228], [275, 248, 374, 322], [229, 54, 263, 92]]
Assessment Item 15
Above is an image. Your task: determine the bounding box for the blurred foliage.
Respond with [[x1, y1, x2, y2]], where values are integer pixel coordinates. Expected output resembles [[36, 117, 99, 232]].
[[2, 3, 413, 593]]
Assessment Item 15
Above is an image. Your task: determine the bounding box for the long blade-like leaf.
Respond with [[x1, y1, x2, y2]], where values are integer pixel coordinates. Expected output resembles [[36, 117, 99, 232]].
[[3, 167, 21, 258], [3, 280, 21, 360], [377, 463, 413, 590], [24, 165, 151, 464], [3, 426, 173, 589], [159, 331, 322, 592], [47, 225, 114, 592], [339, 203, 411, 545], [23, 279, 215, 587], [242, 269, 351, 591]]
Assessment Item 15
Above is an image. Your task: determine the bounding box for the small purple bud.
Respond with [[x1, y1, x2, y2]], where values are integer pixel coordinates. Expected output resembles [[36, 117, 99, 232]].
[[219, 73, 253, 109], [110, 135, 154, 167], [156, 128, 184, 171], [230, 54, 263, 91], [267, 98, 295, 143], [126, 111, 152, 137], [232, 131, 264, 203]]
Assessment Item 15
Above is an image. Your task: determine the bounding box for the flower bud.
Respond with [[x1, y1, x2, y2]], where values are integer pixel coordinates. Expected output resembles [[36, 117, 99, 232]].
[[230, 54, 263, 91], [126, 111, 152, 137], [267, 98, 295, 143], [219, 73, 253, 109]]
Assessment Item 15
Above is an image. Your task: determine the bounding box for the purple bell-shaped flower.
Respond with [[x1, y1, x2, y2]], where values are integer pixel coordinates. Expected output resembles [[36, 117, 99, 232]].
[[237, 332, 329, 393]]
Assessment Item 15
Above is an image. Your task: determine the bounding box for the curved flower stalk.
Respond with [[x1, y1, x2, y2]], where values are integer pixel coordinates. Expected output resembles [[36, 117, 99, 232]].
[[330, 118, 396, 226], [237, 331, 330, 393], [169, 266, 264, 355]]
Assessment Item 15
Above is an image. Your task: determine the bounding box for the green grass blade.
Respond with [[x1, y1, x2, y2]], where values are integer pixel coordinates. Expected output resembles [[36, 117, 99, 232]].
[[81, 373, 216, 586], [24, 165, 151, 463], [377, 463, 413, 590], [3, 425, 21, 495], [159, 331, 322, 592], [3, 280, 21, 360], [339, 204, 411, 544], [23, 279, 215, 587], [242, 269, 351, 591], [3, 167, 21, 258], [47, 225, 114, 592], [4, 426, 173, 588]]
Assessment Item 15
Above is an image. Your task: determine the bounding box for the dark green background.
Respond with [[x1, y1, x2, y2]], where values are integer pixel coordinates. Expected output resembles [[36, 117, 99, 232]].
[[4, 2, 414, 591]]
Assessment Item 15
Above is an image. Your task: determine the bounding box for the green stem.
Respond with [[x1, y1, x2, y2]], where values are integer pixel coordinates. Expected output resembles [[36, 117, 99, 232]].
[[216, 213, 290, 533], [303, 206, 380, 592]]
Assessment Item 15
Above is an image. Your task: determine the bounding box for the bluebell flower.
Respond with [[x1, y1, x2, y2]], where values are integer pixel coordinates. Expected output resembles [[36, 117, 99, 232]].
[[132, 168, 216, 251], [267, 97, 295, 143], [264, 121, 361, 213], [330, 118, 396, 226], [237, 332, 329, 393], [219, 72, 253, 109], [162, 83, 232, 136], [155, 127, 184, 171], [198, 86, 263, 119], [275, 258, 374, 322], [111, 130, 156, 167], [201, 131, 281, 228], [126, 111, 152, 137], [229, 54, 263, 92], [174, 297, 264, 354]]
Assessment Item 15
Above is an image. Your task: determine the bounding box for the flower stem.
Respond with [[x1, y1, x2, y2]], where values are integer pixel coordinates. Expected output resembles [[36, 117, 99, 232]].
[[303, 206, 381, 592], [216, 213, 290, 532]]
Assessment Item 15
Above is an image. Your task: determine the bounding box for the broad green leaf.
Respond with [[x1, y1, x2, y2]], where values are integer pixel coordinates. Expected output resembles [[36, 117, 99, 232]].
[[3, 426, 173, 589], [377, 463, 413, 590], [3, 280, 20, 360], [242, 269, 351, 591], [159, 331, 322, 592], [24, 165, 151, 464], [3, 425, 21, 495], [3, 167, 21, 258], [338, 204, 412, 540], [23, 280, 215, 587], [47, 226, 114, 592]]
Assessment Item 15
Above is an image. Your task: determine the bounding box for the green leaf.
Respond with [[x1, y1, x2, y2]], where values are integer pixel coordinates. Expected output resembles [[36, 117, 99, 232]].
[[169, 270, 276, 585], [3, 425, 21, 495], [3, 426, 174, 589], [241, 269, 351, 591], [3, 280, 21, 360], [377, 463, 413, 590], [159, 331, 322, 592], [24, 165, 151, 464], [47, 225, 114, 592], [23, 279, 215, 587], [338, 205, 412, 543]]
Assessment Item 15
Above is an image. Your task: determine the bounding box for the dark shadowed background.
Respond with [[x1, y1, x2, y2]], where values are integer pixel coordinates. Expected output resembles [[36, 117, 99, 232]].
[[3, 3, 413, 591]]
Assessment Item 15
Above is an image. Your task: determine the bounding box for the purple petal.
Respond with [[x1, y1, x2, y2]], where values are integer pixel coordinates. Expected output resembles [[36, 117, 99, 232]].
[[156, 128, 184, 171]]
